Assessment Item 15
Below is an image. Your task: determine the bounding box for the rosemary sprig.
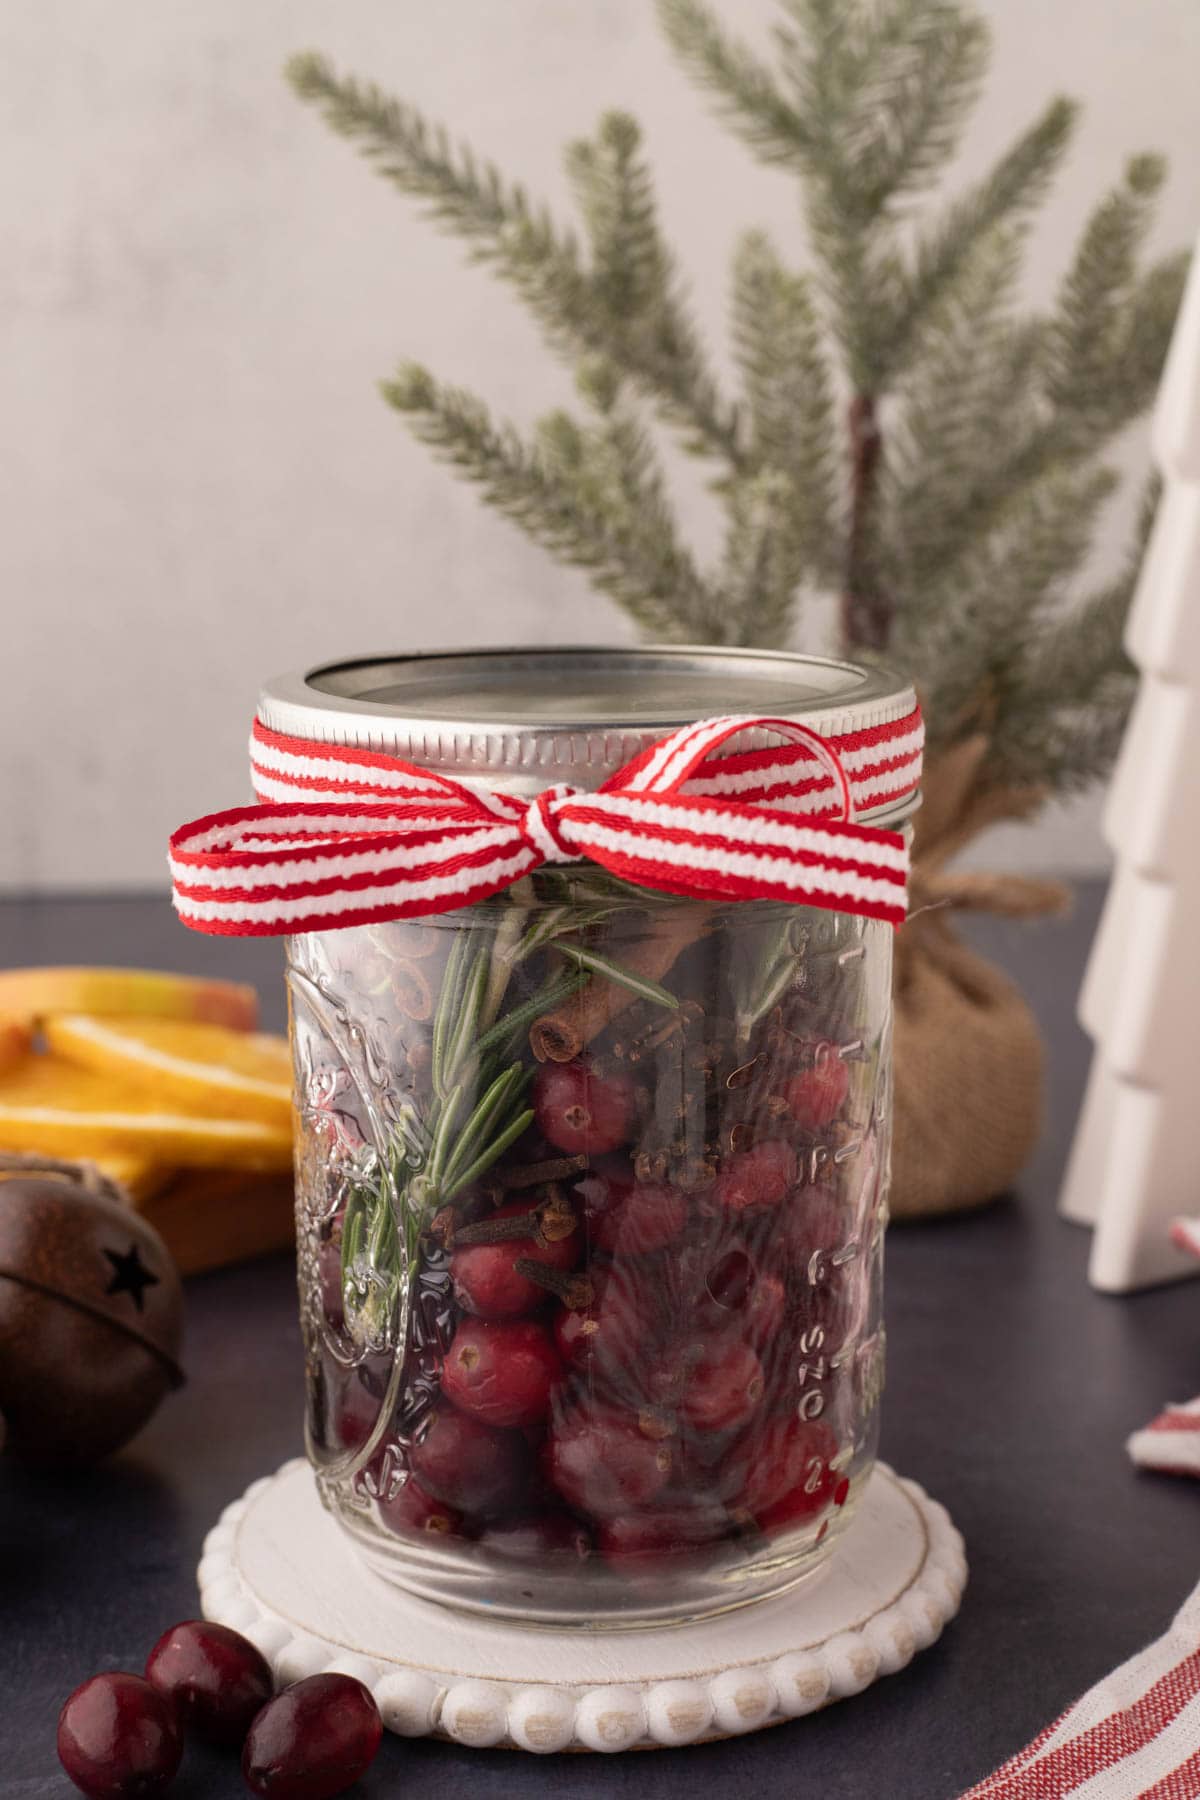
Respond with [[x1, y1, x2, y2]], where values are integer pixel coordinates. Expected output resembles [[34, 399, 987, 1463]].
[[474, 968, 588, 1061], [557, 941, 681, 1010], [338, 924, 574, 1349], [733, 912, 806, 1041], [444, 1105, 537, 1199]]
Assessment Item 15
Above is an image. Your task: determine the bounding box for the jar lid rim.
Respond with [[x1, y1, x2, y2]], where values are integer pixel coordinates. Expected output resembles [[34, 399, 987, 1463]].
[[258, 645, 919, 819]]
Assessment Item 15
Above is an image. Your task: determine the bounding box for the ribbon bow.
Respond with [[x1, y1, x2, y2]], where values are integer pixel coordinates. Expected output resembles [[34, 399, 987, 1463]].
[[169, 707, 923, 936]]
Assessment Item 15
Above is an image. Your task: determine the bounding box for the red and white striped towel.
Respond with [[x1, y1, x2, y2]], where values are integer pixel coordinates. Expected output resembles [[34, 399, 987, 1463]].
[[1128, 1399, 1200, 1481], [1125, 1217, 1200, 1482], [960, 1213, 1200, 1795], [958, 1582, 1200, 1798]]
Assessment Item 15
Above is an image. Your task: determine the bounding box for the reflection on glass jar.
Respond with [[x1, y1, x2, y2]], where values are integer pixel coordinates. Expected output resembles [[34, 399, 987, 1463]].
[[288, 870, 891, 1628]]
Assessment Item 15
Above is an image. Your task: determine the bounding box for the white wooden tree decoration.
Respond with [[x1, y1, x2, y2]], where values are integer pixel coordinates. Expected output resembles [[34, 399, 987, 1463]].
[[1060, 239, 1200, 1291]]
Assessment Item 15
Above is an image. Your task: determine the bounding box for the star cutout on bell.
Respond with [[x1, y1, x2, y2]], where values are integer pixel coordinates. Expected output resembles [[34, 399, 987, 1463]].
[[103, 1243, 161, 1313]]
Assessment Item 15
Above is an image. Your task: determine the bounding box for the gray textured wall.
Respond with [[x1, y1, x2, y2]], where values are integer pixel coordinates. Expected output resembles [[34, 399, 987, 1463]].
[[3, 0, 1197, 890]]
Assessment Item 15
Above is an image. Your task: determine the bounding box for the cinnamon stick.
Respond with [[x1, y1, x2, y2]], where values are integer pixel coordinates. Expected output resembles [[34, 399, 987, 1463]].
[[530, 909, 708, 1063]]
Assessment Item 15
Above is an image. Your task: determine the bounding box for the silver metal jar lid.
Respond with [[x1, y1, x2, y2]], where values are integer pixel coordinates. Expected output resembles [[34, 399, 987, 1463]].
[[258, 645, 919, 821]]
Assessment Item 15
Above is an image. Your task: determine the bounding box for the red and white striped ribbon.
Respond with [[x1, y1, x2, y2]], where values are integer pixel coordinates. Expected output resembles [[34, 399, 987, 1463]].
[[958, 1581, 1200, 1798], [169, 706, 923, 937]]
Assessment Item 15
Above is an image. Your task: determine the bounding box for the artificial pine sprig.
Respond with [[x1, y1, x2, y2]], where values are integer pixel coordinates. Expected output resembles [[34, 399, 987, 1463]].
[[286, 0, 1188, 804]]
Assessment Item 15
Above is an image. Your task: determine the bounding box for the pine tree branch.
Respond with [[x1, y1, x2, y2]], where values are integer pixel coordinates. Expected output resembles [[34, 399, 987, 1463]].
[[380, 364, 717, 641], [878, 94, 1077, 383], [287, 54, 740, 468], [908, 461, 1119, 739], [985, 477, 1159, 793], [887, 170, 1183, 612], [784, 0, 990, 217], [731, 230, 836, 581], [656, 0, 811, 170], [718, 470, 808, 646], [880, 227, 1034, 605], [564, 112, 742, 463], [1046, 153, 1167, 414]]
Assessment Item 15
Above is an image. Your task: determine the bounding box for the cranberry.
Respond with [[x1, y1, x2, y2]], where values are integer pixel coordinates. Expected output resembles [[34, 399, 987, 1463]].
[[441, 1317, 562, 1428], [782, 1194, 861, 1352], [598, 1506, 724, 1575], [544, 1408, 672, 1518], [330, 1367, 381, 1453], [745, 1269, 789, 1349], [678, 1336, 764, 1434], [242, 1673, 382, 1800], [678, 1245, 757, 1331], [578, 1167, 687, 1255], [533, 1058, 636, 1155], [317, 1238, 345, 1332], [450, 1198, 581, 1321], [479, 1511, 592, 1565], [377, 1475, 463, 1540], [713, 1140, 797, 1214], [734, 1418, 838, 1517], [757, 1455, 844, 1536], [410, 1404, 530, 1517], [552, 1260, 657, 1380], [144, 1619, 272, 1748], [57, 1672, 182, 1800], [784, 1046, 850, 1130]]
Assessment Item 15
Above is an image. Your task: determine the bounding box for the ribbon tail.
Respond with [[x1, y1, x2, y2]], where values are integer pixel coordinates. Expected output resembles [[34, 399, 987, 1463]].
[[169, 805, 542, 937]]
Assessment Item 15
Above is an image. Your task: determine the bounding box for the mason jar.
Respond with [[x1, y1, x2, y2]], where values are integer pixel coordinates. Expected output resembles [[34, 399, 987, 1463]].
[[261, 648, 920, 1628]]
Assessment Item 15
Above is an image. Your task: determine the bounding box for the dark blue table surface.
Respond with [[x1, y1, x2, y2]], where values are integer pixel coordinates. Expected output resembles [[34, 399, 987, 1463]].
[[1, 886, 1196, 1799]]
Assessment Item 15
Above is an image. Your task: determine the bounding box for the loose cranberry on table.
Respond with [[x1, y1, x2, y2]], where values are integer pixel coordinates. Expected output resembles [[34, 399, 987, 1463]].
[[440, 1316, 563, 1429], [58, 1672, 182, 1800], [544, 1406, 673, 1518], [144, 1619, 273, 1748], [410, 1403, 530, 1517], [242, 1673, 382, 1800], [377, 1474, 463, 1540], [576, 1164, 687, 1255], [532, 1057, 636, 1155], [450, 1198, 581, 1320], [783, 1046, 851, 1130]]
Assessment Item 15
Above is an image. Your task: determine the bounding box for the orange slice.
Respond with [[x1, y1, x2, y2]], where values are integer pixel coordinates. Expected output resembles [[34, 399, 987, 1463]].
[[0, 1016, 32, 1074], [44, 1015, 293, 1130], [91, 1153, 178, 1206], [0, 967, 258, 1032], [0, 1054, 293, 1171]]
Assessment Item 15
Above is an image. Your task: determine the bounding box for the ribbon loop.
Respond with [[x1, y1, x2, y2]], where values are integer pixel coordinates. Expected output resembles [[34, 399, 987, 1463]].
[[169, 707, 923, 937]]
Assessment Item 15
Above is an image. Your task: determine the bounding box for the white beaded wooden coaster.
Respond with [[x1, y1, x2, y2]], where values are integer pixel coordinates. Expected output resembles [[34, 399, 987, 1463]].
[[198, 1458, 964, 1754]]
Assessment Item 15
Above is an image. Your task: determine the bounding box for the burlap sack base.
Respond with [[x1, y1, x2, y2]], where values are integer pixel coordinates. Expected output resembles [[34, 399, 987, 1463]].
[[890, 911, 1045, 1220], [882, 729, 1066, 1220]]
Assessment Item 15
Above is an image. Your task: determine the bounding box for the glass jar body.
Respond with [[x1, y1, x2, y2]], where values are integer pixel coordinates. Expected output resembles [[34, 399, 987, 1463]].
[[287, 870, 891, 1629]]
